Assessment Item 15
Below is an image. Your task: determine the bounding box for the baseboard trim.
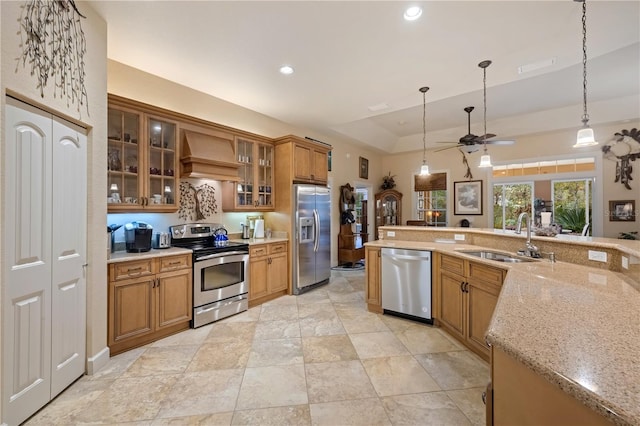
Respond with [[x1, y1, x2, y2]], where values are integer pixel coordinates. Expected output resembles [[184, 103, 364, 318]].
[[86, 346, 110, 375]]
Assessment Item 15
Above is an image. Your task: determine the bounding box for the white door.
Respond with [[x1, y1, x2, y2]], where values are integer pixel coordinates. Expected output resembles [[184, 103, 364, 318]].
[[3, 100, 53, 425], [2, 98, 87, 425], [50, 117, 87, 396]]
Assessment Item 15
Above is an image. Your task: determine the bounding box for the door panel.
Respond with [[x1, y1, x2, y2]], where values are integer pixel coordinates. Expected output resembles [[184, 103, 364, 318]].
[[51, 117, 87, 396], [3, 100, 53, 426], [315, 187, 331, 283], [157, 271, 192, 329], [440, 271, 465, 339], [295, 185, 316, 289]]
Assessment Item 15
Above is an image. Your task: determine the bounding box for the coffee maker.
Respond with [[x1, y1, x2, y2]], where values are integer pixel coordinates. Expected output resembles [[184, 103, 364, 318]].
[[124, 221, 153, 252]]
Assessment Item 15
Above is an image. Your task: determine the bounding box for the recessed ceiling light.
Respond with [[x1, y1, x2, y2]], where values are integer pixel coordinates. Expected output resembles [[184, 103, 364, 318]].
[[279, 65, 294, 75], [404, 6, 422, 21]]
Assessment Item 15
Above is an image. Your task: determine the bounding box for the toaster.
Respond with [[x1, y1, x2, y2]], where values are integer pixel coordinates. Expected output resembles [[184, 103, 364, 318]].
[[153, 232, 171, 249], [124, 221, 153, 253]]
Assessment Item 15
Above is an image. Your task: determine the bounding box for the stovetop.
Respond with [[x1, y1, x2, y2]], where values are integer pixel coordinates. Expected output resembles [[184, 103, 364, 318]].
[[169, 222, 249, 258]]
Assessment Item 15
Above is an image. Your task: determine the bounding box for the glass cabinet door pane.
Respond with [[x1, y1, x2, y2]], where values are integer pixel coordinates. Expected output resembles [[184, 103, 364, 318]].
[[237, 139, 254, 207], [108, 107, 142, 207]]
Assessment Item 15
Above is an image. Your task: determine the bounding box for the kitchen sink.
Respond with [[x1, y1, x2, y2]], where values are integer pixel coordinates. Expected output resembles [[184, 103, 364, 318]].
[[458, 250, 538, 263]]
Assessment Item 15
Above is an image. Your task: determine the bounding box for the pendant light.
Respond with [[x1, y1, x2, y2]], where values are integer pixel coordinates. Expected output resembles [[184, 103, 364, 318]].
[[478, 60, 493, 168], [419, 86, 430, 175], [573, 0, 597, 147]]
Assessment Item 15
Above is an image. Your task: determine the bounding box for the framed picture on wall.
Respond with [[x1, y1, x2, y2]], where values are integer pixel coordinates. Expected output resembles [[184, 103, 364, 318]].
[[609, 200, 636, 221], [454, 180, 483, 215], [359, 157, 369, 179]]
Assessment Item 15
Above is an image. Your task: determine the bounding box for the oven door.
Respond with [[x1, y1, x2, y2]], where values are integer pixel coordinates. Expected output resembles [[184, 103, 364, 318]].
[[193, 251, 249, 308]]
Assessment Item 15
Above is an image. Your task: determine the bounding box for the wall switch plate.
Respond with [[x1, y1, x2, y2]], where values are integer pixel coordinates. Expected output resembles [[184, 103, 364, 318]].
[[386, 231, 395, 237], [454, 234, 465, 241], [588, 250, 607, 262], [622, 256, 629, 270]]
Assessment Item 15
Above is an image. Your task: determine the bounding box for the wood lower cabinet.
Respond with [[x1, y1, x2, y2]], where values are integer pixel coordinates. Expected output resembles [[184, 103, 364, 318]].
[[490, 346, 610, 425], [249, 242, 288, 307], [365, 246, 382, 313], [436, 253, 504, 361], [108, 253, 192, 355]]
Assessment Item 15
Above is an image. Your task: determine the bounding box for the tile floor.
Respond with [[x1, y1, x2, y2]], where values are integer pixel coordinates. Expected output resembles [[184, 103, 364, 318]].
[[26, 270, 489, 425]]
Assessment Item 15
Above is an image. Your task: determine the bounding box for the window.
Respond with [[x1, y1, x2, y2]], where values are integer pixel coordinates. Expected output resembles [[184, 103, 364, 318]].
[[552, 179, 593, 234], [493, 183, 533, 230], [414, 172, 448, 226], [417, 190, 447, 226]]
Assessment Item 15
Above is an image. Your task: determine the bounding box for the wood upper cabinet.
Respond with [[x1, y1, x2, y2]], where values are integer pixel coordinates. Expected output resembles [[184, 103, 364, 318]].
[[365, 246, 382, 313], [222, 136, 275, 211], [249, 242, 289, 307], [374, 189, 402, 240], [107, 95, 179, 212], [436, 253, 504, 361], [108, 253, 192, 355], [274, 135, 331, 185]]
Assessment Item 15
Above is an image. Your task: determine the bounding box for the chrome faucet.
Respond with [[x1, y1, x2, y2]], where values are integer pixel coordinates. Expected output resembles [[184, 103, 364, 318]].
[[515, 212, 541, 258]]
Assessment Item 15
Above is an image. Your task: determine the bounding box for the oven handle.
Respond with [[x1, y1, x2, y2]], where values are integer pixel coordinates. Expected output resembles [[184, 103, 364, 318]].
[[195, 251, 249, 261]]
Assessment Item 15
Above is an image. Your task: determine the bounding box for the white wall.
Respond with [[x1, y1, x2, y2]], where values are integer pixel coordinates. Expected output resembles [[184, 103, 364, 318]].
[[0, 1, 108, 409], [383, 121, 640, 238], [107, 61, 385, 265]]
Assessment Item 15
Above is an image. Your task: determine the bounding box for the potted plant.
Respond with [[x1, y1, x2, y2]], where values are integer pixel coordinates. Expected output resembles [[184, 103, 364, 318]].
[[381, 172, 396, 190]]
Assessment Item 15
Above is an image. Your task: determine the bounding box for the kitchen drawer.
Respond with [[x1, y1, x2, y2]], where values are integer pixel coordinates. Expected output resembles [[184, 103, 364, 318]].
[[111, 259, 154, 281], [268, 242, 287, 255], [469, 262, 504, 286], [440, 255, 465, 276], [158, 254, 191, 272], [250, 245, 268, 258]]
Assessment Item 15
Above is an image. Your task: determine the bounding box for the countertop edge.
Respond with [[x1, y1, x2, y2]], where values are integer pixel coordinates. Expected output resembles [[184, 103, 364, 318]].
[[107, 247, 193, 263]]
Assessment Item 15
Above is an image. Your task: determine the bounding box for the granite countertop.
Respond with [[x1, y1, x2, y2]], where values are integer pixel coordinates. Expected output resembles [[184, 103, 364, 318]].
[[378, 226, 640, 258], [107, 247, 192, 264], [367, 238, 640, 425]]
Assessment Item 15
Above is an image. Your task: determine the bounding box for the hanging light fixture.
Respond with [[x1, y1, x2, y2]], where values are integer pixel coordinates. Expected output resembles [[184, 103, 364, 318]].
[[478, 60, 493, 168], [419, 86, 430, 175], [574, 0, 597, 147]]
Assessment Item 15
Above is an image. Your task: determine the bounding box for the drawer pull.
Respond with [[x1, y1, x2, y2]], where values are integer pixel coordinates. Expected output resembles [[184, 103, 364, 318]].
[[127, 266, 143, 272], [166, 261, 181, 266]]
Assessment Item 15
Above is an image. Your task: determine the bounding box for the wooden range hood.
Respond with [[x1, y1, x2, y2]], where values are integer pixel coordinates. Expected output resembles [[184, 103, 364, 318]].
[[180, 129, 242, 181]]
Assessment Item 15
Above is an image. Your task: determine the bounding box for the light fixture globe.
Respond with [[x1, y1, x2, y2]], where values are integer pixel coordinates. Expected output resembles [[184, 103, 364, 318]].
[[419, 86, 431, 176], [478, 154, 493, 168], [574, 0, 598, 148], [478, 60, 493, 168]]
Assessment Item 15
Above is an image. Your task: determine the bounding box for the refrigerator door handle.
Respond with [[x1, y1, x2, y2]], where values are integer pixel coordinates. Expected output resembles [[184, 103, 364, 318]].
[[313, 208, 320, 252], [295, 210, 300, 243]]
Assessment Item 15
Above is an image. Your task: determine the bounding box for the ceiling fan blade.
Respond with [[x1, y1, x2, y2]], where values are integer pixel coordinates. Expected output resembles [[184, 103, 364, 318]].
[[473, 133, 497, 142], [434, 145, 459, 152], [435, 140, 459, 144], [486, 140, 515, 145]]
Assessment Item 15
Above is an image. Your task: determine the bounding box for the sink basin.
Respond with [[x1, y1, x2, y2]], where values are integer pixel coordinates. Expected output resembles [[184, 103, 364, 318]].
[[458, 250, 538, 263]]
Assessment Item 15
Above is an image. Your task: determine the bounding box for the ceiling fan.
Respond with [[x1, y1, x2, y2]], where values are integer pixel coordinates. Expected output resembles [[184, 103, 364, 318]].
[[435, 106, 515, 153]]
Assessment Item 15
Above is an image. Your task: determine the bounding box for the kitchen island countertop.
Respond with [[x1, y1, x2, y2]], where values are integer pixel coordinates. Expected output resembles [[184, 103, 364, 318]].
[[366, 236, 640, 426]]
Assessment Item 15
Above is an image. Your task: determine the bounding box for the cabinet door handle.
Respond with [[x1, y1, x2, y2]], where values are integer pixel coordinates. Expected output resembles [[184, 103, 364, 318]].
[[460, 281, 465, 292], [482, 391, 487, 405], [465, 282, 470, 293], [156, 278, 160, 288]]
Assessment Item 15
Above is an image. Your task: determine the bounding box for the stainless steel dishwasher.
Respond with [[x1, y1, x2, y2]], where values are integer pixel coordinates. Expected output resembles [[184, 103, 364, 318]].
[[381, 248, 432, 323]]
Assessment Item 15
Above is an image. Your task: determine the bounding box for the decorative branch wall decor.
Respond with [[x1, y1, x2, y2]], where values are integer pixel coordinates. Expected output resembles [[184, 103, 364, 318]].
[[179, 182, 218, 222], [461, 151, 473, 180], [17, 0, 89, 116], [602, 128, 640, 190]]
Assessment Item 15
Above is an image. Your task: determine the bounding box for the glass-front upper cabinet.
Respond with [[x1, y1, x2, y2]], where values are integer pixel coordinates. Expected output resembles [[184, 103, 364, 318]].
[[222, 137, 274, 211], [147, 116, 178, 208], [107, 99, 180, 212], [108, 106, 142, 209]]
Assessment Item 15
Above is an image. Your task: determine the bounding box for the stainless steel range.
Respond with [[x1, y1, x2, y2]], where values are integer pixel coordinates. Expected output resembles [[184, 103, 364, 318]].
[[169, 223, 249, 328]]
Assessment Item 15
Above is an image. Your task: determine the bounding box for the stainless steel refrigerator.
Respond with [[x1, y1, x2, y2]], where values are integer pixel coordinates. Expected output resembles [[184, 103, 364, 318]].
[[292, 184, 331, 294]]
